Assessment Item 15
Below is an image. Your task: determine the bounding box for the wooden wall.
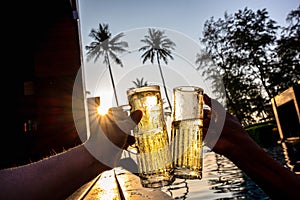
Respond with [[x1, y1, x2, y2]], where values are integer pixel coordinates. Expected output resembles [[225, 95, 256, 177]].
[[1, 0, 86, 168]]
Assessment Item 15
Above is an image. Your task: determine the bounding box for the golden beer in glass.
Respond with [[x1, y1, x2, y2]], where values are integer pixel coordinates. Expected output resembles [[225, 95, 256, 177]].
[[127, 85, 175, 188]]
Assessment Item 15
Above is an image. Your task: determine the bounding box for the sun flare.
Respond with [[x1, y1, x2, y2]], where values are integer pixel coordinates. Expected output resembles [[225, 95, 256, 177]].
[[97, 105, 109, 115]]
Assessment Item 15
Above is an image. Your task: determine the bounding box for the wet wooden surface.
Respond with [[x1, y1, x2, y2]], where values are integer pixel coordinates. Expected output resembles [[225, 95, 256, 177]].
[[68, 167, 174, 199]]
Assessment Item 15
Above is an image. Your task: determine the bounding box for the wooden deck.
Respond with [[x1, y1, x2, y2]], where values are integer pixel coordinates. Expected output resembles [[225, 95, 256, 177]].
[[67, 167, 174, 199]]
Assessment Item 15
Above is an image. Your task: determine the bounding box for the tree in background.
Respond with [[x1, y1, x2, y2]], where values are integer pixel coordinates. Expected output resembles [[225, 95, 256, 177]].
[[198, 7, 300, 125], [85, 23, 129, 106], [131, 77, 149, 88], [139, 28, 176, 112], [272, 5, 300, 93]]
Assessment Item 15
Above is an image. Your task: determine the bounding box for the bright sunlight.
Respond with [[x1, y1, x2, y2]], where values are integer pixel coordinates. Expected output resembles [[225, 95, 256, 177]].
[[97, 105, 109, 115]]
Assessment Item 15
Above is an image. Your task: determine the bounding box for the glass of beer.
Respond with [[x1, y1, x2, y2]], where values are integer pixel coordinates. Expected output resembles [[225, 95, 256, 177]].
[[127, 85, 175, 188], [171, 86, 204, 179]]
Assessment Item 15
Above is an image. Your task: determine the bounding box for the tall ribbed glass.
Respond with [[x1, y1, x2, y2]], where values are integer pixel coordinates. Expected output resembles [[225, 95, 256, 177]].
[[127, 85, 174, 188], [171, 86, 204, 179]]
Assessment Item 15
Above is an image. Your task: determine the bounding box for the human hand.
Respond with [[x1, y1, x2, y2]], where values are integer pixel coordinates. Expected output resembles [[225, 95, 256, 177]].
[[203, 94, 300, 200], [84, 106, 142, 168], [203, 94, 248, 156]]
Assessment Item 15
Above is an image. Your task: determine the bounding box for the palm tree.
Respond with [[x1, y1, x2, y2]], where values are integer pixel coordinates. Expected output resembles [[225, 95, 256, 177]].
[[132, 77, 149, 88], [139, 28, 176, 111], [85, 23, 129, 106]]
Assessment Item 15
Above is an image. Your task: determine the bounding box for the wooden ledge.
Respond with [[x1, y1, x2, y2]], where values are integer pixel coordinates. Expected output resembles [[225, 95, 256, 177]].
[[68, 167, 174, 199]]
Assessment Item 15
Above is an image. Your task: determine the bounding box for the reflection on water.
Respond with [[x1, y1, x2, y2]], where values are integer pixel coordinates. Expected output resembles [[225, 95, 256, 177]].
[[122, 138, 300, 200], [161, 146, 269, 199], [165, 178, 189, 199], [160, 140, 300, 200], [280, 137, 300, 174]]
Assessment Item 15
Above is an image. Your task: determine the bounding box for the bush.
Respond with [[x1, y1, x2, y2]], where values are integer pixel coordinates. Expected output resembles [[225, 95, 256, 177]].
[[245, 120, 280, 147]]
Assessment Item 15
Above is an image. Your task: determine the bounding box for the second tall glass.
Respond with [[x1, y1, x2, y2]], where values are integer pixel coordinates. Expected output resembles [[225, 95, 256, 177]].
[[171, 86, 204, 179]]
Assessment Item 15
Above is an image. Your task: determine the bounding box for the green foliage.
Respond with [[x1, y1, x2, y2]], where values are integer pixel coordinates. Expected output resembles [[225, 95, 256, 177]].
[[272, 5, 300, 94], [198, 6, 300, 125], [245, 120, 279, 147]]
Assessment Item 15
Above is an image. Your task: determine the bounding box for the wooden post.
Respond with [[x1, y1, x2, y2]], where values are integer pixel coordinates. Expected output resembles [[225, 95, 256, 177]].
[[271, 84, 300, 141]]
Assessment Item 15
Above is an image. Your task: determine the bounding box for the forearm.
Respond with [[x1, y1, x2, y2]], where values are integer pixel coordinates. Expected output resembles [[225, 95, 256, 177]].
[[204, 94, 300, 199], [224, 134, 300, 199], [0, 144, 109, 200]]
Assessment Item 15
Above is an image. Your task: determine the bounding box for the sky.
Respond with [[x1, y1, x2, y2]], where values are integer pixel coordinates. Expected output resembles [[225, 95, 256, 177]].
[[76, 0, 299, 110]]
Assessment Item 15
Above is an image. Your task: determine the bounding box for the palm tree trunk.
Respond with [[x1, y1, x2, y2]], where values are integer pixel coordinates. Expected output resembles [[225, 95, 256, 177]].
[[106, 54, 119, 106], [156, 53, 172, 111]]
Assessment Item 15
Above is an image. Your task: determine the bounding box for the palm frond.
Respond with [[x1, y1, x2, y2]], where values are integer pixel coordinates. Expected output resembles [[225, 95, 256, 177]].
[[139, 28, 176, 111], [85, 23, 129, 106], [132, 77, 149, 88]]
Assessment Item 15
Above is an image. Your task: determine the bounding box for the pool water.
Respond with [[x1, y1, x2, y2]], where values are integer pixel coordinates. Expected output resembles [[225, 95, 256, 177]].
[[121, 138, 299, 199], [159, 142, 297, 200]]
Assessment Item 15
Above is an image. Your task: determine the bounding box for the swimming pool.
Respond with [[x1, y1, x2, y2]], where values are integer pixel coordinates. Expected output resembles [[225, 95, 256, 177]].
[[159, 143, 292, 200]]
